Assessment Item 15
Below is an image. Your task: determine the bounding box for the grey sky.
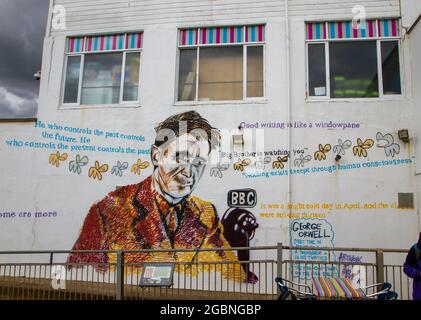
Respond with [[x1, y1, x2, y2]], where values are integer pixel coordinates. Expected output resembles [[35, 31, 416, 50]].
[[0, 0, 49, 119]]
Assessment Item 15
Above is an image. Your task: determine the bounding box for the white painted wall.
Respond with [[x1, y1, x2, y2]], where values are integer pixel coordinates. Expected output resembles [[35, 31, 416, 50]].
[[407, 10, 421, 232], [401, 0, 421, 28], [49, 0, 400, 33]]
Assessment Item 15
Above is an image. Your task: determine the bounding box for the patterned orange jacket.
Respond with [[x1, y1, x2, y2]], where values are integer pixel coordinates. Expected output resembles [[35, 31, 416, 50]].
[[67, 176, 245, 281]]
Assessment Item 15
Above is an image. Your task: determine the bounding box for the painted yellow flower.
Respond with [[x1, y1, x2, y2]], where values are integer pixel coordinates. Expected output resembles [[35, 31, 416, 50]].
[[88, 161, 109, 181], [353, 138, 374, 158], [272, 156, 289, 169], [131, 159, 149, 175], [234, 159, 251, 172], [49, 152, 68, 168], [314, 144, 331, 161]]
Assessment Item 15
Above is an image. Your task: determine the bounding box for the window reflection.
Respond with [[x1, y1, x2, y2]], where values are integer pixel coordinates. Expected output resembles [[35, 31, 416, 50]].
[[199, 47, 243, 101], [123, 53, 141, 102], [381, 41, 401, 95], [63, 56, 81, 104], [81, 53, 122, 105], [247, 46, 264, 97], [308, 44, 326, 97], [178, 49, 197, 101], [329, 41, 379, 98]]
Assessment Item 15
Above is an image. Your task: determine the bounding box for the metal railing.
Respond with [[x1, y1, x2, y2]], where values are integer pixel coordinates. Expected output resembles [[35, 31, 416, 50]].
[[0, 245, 413, 300], [278, 245, 413, 300]]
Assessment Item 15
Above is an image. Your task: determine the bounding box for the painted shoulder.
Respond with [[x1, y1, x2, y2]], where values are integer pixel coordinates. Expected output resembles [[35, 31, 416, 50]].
[[92, 183, 142, 215]]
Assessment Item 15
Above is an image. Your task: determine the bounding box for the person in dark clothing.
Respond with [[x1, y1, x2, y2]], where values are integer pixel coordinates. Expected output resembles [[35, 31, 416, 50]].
[[403, 233, 421, 300]]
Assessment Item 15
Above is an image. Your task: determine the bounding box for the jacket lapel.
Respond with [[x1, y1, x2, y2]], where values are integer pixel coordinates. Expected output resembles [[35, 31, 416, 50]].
[[132, 176, 172, 249], [173, 198, 207, 249], [131, 177, 208, 252]]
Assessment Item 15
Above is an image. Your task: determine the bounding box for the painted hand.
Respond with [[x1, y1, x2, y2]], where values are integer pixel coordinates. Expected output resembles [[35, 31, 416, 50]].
[[247, 271, 259, 284]]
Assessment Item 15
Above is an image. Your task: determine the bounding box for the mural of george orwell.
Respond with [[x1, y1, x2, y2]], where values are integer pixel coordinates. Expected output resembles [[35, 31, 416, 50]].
[[68, 111, 249, 282]]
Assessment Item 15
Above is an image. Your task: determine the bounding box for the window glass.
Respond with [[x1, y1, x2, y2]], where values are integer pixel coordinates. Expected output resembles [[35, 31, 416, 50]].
[[381, 41, 401, 95], [81, 53, 122, 105], [247, 46, 264, 97], [329, 41, 379, 98], [198, 46, 243, 101], [178, 49, 197, 101], [64, 32, 143, 106], [177, 26, 265, 102], [63, 56, 81, 103], [123, 52, 141, 102], [308, 44, 326, 97]]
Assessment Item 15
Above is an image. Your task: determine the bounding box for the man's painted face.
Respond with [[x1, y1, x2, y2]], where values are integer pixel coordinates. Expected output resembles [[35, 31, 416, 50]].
[[152, 133, 209, 202]]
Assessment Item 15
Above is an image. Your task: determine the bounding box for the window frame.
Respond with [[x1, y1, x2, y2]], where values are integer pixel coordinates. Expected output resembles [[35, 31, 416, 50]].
[[305, 19, 403, 101], [61, 32, 143, 108], [175, 25, 266, 105]]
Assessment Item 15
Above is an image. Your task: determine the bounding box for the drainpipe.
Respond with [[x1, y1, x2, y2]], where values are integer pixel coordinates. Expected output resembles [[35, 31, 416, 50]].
[[284, 0, 292, 237], [46, 0, 55, 38]]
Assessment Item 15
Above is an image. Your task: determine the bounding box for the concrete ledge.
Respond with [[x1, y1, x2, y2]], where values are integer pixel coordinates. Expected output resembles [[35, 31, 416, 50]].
[[0, 277, 277, 300]]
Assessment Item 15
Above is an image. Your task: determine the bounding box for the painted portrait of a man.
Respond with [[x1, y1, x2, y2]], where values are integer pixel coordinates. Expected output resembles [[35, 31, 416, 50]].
[[68, 111, 249, 282]]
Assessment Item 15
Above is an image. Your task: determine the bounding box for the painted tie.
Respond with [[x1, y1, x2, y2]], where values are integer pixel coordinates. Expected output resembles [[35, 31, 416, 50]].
[[167, 207, 177, 241]]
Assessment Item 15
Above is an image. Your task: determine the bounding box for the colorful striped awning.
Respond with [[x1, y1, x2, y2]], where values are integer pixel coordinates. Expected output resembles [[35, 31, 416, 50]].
[[126, 33, 143, 50], [307, 22, 327, 40], [67, 32, 143, 54], [328, 20, 376, 39], [245, 25, 265, 42], [378, 19, 400, 37], [67, 37, 84, 53], [179, 28, 199, 46], [312, 277, 366, 299], [179, 25, 265, 46], [200, 26, 243, 45], [306, 19, 400, 40], [85, 34, 125, 52]]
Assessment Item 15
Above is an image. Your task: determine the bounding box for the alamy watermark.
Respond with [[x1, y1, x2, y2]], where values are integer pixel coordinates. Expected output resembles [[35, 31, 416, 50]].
[[51, 265, 66, 290], [352, 5, 367, 30], [52, 5, 66, 31]]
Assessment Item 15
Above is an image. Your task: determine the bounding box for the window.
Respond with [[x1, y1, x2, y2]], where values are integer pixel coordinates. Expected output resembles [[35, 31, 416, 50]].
[[63, 32, 143, 106], [177, 25, 265, 102], [306, 19, 402, 99], [330, 41, 379, 98]]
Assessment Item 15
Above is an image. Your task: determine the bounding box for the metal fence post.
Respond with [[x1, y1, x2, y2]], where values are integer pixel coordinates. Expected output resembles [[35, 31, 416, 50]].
[[116, 251, 124, 300], [376, 249, 384, 284], [277, 243, 283, 278], [276, 243, 283, 294]]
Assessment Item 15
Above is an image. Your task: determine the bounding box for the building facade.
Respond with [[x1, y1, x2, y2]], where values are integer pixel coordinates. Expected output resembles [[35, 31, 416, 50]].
[[0, 0, 420, 285]]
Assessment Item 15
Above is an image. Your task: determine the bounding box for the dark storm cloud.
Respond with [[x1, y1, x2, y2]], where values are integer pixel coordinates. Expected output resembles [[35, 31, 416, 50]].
[[0, 88, 38, 118], [0, 0, 49, 118]]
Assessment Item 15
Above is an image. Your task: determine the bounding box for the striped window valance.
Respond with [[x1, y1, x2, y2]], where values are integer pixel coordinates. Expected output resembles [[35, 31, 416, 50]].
[[377, 19, 400, 37], [67, 37, 85, 53], [126, 33, 143, 50], [179, 25, 265, 47], [179, 29, 199, 46], [85, 34, 125, 52], [245, 25, 265, 43], [306, 22, 327, 40], [306, 18, 400, 41], [67, 32, 143, 54], [328, 20, 377, 39]]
